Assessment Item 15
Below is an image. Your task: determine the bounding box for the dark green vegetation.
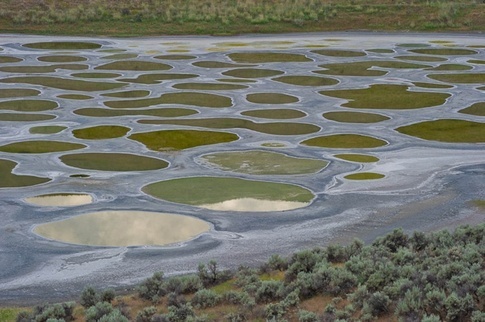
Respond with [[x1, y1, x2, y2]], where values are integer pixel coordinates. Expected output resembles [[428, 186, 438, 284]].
[[155, 54, 197, 60], [429, 63, 472, 71], [427, 73, 485, 84], [459, 102, 485, 116], [94, 60, 172, 71], [101, 90, 150, 98], [0, 76, 125, 91], [143, 176, 314, 205], [57, 94, 92, 100], [412, 82, 454, 89], [320, 84, 450, 109], [335, 153, 380, 163], [172, 82, 248, 90], [200, 150, 328, 175], [344, 172, 385, 180], [396, 119, 485, 143], [315, 60, 429, 77], [14, 224, 485, 321], [0, 88, 40, 98], [409, 48, 478, 55], [273, 75, 339, 87], [74, 107, 197, 118], [241, 108, 306, 119], [23, 41, 101, 49], [129, 130, 239, 151], [104, 92, 232, 108], [246, 93, 299, 104], [396, 55, 447, 62], [0, 113, 55, 122], [0, 56, 22, 63], [71, 72, 121, 78], [138, 118, 320, 135], [37, 55, 87, 62], [72, 125, 130, 140], [192, 61, 254, 68], [227, 52, 312, 63], [0, 99, 58, 112], [119, 73, 198, 84], [0, 140, 85, 153], [60, 153, 168, 171], [323, 111, 390, 123], [312, 49, 366, 57], [302, 134, 387, 149], [0, 159, 50, 188], [0, 64, 88, 73], [29, 125, 67, 134], [222, 68, 284, 78], [0, 0, 483, 36]]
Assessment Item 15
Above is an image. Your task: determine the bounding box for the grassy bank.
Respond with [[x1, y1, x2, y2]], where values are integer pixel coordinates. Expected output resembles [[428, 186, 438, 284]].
[[5, 224, 484, 321], [1, 0, 484, 36]]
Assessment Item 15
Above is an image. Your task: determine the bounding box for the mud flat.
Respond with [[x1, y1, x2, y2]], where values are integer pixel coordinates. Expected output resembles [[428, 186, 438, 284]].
[[0, 32, 483, 304]]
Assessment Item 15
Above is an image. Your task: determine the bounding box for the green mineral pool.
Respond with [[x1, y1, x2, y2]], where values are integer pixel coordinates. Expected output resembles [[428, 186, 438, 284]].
[[199, 150, 328, 175], [143, 177, 314, 211]]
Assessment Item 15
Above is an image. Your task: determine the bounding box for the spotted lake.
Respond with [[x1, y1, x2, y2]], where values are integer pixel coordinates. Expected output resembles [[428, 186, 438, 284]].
[[0, 32, 483, 303]]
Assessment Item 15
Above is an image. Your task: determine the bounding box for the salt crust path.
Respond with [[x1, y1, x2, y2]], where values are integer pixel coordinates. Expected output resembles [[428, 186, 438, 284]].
[[0, 32, 483, 304]]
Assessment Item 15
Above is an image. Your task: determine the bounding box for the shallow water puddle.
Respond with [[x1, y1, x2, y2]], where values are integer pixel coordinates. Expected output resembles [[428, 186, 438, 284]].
[[72, 125, 130, 140], [34, 211, 210, 247], [25, 193, 93, 207], [344, 172, 385, 180], [192, 61, 255, 68], [396, 119, 485, 143], [0, 64, 88, 73], [0, 99, 58, 112], [272, 75, 338, 87], [95, 60, 172, 71], [143, 177, 314, 211], [459, 103, 485, 116], [38, 55, 88, 63], [30, 125, 67, 134], [200, 198, 310, 212], [316, 61, 429, 77], [302, 134, 387, 149]]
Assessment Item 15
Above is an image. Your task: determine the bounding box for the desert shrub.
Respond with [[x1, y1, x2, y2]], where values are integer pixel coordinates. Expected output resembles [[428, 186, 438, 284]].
[[98, 309, 129, 322], [281, 288, 300, 308], [422, 314, 442, 322], [225, 312, 247, 322], [348, 284, 369, 310], [19, 302, 75, 322], [190, 289, 221, 309], [298, 309, 318, 322], [325, 244, 347, 262], [198, 260, 232, 287], [395, 287, 423, 321], [285, 249, 322, 281], [85, 301, 115, 322], [135, 306, 157, 322], [265, 302, 286, 320], [80, 287, 99, 308], [255, 280, 284, 304], [137, 271, 166, 302], [163, 303, 195, 322], [180, 275, 203, 294], [164, 278, 183, 294], [267, 254, 288, 271], [373, 228, 409, 252], [471, 310, 485, 322], [327, 267, 357, 296], [363, 291, 390, 317], [445, 292, 475, 321], [167, 292, 187, 308]]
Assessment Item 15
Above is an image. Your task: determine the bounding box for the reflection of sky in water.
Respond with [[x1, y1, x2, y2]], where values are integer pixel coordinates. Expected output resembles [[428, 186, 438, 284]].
[[34, 211, 210, 246], [199, 198, 309, 212], [25, 194, 93, 207]]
